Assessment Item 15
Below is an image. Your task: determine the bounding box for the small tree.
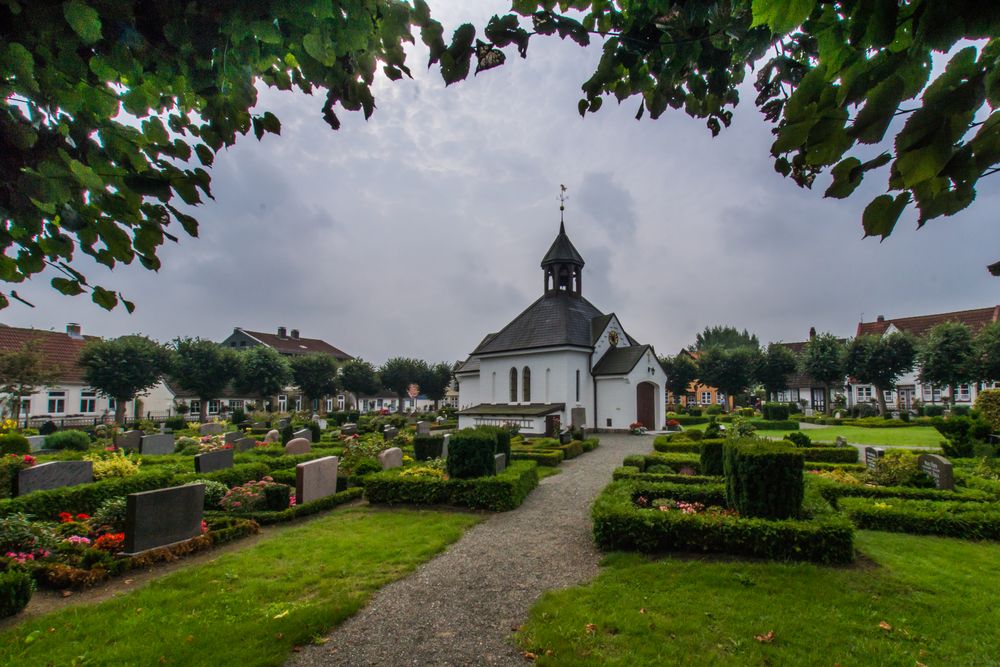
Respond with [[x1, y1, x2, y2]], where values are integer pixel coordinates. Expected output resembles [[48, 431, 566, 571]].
[[973, 321, 1000, 389], [801, 333, 846, 413], [79, 336, 172, 423], [660, 353, 699, 407], [235, 346, 292, 408], [844, 333, 917, 416], [171, 338, 240, 421], [756, 344, 798, 400], [919, 321, 975, 406], [340, 359, 381, 410], [0, 338, 63, 421], [421, 362, 453, 410], [289, 353, 340, 414], [974, 389, 1000, 431], [692, 326, 759, 351], [696, 347, 760, 410], [380, 357, 430, 413]]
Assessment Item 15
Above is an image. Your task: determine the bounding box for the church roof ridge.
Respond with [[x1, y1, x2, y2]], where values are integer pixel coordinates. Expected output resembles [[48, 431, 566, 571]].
[[472, 290, 605, 355]]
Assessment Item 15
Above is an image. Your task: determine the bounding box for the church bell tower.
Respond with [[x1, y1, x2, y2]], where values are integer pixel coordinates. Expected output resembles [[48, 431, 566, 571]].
[[541, 187, 585, 296]]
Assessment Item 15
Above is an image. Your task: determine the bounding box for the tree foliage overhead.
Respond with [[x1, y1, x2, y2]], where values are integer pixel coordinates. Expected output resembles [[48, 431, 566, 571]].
[[77, 334, 171, 422], [692, 325, 760, 351]]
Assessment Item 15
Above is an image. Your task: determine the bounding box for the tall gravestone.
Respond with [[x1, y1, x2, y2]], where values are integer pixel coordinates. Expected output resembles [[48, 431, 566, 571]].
[[379, 447, 403, 469], [296, 456, 339, 504], [570, 407, 586, 429], [140, 434, 175, 455], [285, 438, 311, 455], [416, 421, 430, 436], [441, 434, 450, 459], [864, 446, 885, 470], [199, 423, 223, 436], [123, 483, 205, 554], [233, 437, 257, 453], [918, 454, 954, 490], [195, 449, 234, 473], [494, 453, 506, 475], [115, 430, 143, 450], [16, 461, 93, 496]]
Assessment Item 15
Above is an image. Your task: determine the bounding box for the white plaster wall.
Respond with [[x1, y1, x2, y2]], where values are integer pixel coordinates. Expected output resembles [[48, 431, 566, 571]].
[[477, 348, 594, 424], [456, 373, 479, 410]]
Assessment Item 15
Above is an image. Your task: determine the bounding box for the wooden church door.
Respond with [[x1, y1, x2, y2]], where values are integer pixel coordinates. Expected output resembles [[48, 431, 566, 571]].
[[636, 383, 655, 430]]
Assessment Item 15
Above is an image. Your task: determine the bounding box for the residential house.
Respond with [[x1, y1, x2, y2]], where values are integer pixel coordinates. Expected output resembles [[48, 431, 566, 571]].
[[771, 328, 848, 413], [665, 349, 734, 410]]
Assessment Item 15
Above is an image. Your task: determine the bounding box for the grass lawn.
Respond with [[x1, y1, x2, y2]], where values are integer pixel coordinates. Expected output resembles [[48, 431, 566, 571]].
[[757, 425, 943, 447], [517, 531, 1000, 665], [0, 508, 479, 666]]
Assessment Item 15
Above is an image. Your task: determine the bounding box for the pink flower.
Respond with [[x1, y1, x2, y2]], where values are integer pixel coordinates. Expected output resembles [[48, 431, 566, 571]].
[[200, 520, 208, 534], [289, 495, 297, 507], [65, 535, 91, 545]]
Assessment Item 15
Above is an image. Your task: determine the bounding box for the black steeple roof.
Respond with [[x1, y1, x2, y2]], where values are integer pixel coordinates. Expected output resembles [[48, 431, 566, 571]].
[[540, 221, 585, 268]]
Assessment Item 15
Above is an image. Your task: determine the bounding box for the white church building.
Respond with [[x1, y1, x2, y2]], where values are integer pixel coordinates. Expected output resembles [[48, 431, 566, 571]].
[[456, 220, 667, 434]]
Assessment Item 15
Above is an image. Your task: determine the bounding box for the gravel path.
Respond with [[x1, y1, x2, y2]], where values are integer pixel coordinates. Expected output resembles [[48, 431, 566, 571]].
[[287, 433, 649, 667]]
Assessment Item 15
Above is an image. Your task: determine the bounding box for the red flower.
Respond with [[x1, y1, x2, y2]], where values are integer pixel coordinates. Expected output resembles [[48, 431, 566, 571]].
[[95, 533, 125, 551], [58, 512, 73, 523], [75, 513, 90, 521], [22, 455, 36, 465], [200, 520, 208, 534]]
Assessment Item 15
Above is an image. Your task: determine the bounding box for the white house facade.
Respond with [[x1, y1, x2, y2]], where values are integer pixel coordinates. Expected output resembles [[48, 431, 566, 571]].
[[456, 221, 667, 434]]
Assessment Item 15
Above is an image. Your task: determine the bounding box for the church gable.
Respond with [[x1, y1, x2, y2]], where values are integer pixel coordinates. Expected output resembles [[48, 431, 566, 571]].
[[591, 313, 633, 364]]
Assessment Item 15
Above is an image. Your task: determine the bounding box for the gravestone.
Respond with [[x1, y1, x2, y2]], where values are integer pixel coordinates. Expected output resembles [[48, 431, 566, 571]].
[[115, 429, 143, 450], [140, 434, 175, 455], [199, 423, 223, 436], [559, 430, 571, 445], [26, 435, 46, 452], [835, 436, 848, 448], [233, 437, 257, 453], [383, 426, 399, 441], [224, 431, 241, 444], [379, 447, 403, 470], [123, 483, 205, 555], [292, 428, 312, 442], [494, 453, 507, 475], [195, 449, 234, 473], [16, 461, 93, 496], [316, 418, 327, 430], [416, 421, 430, 436], [571, 407, 586, 429], [277, 419, 289, 429], [264, 429, 280, 443], [864, 446, 885, 470], [285, 438, 311, 455], [252, 422, 267, 429], [441, 434, 450, 459], [341, 423, 358, 436], [918, 454, 954, 490], [296, 456, 339, 505]]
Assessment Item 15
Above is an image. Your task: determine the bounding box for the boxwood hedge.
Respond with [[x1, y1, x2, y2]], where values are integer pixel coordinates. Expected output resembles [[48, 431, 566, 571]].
[[365, 460, 539, 511], [724, 440, 804, 519], [811, 476, 992, 506], [0, 469, 175, 518], [612, 466, 723, 486], [511, 449, 564, 467], [839, 496, 1000, 540]]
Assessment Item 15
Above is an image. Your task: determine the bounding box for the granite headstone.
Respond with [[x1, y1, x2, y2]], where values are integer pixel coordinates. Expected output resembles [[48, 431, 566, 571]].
[[295, 456, 339, 505], [123, 483, 205, 555], [292, 428, 312, 442], [494, 453, 507, 475], [285, 438, 311, 455], [379, 447, 403, 469], [199, 423, 223, 436], [264, 429, 280, 443], [26, 435, 46, 452], [233, 437, 257, 453], [383, 426, 399, 441], [441, 433, 450, 459], [341, 423, 358, 436], [416, 421, 430, 436], [140, 434, 175, 455], [570, 407, 586, 428], [115, 429, 143, 450], [224, 431, 241, 444], [16, 461, 93, 496], [918, 454, 954, 490], [864, 446, 885, 470], [195, 449, 234, 473]]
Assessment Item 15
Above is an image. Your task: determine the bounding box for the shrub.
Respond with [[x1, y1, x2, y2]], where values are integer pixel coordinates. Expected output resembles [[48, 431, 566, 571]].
[[353, 458, 382, 476], [727, 416, 756, 439], [173, 462, 271, 488], [705, 405, 723, 415], [45, 430, 91, 451], [786, 431, 811, 447], [0, 569, 33, 618], [0, 512, 57, 553], [306, 421, 322, 442], [556, 440, 584, 459], [365, 461, 538, 511], [975, 389, 1000, 430], [0, 469, 175, 518], [700, 440, 725, 476], [622, 454, 646, 471], [867, 450, 934, 488], [612, 467, 721, 485], [811, 475, 991, 506], [163, 416, 187, 431], [280, 422, 294, 445], [932, 415, 991, 458], [704, 419, 722, 439], [685, 429, 703, 442], [413, 435, 445, 461], [511, 450, 563, 467], [686, 407, 703, 417], [475, 425, 512, 463], [38, 421, 57, 436], [724, 440, 804, 519], [263, 484, 291, 510], [753, 419, 800, 430], [839, 497, 1000, 540], [447, 430, 497, 479], [951, 405, 971, 416], [581, 437, 599, 452], [230, 488, 363, 525], [191, 479, 229, 509], [0, 435, 30, 456], [653, 437, 700, 454], [92, 497, 127, 529], [736, 407, 755, 417], [84, 450, 141, 480], [800, 447, 858, 463], [762, 402, 790, 420], [923, 405, 945, 417]]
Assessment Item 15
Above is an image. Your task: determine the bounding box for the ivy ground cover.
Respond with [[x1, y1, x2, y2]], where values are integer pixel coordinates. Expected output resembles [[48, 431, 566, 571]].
[[517, 531, 1000, 665], [0, 508, 478, 666]]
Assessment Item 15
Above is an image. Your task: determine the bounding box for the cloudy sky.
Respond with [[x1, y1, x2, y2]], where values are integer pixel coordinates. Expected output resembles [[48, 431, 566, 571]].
[[8, 3, 1000, 365]]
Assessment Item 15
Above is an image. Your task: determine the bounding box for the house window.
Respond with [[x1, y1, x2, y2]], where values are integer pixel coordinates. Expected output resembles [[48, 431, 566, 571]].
[[856, 386, 872, 402], [208, 400, 221, 415], [575, 370, 580, 402], [277, 395, 287, 411], [326, 398, 333, 412], [701, 391, 710, 404], [80, 390, 97, 413], [921, 385, 942, 402], [522, 367, 531, 402], [958, 384, 971, 401], [20, 398, 30, 416], [509, 368, 518, 403], [229, 400, 244, 411], [716, 393, 726, 405], [294, 396, 302, 411], [190, 400, 201, 414], [337, 395, 345, 410], [48, 391, 66, 414]]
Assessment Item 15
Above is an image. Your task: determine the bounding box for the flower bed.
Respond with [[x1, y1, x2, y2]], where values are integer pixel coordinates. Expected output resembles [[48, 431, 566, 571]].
[[364, 460, 539, 511], [592, 480, 854, 564], [838, 496, 1000, 540]]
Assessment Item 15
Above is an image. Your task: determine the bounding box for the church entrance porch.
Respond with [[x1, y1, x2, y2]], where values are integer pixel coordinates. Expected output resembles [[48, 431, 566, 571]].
[[636, 381, 657, 430]]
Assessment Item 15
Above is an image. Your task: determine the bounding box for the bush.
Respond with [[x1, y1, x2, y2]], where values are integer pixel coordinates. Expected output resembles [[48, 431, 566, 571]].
[[0, 569, 33, 618], [475, 425, 512, 463], [811, 475, 991, 506], [653, 437, 700, 454], [762, 402, 790, 420], [591, 480, 854, 564], [700, 440, 725, 476], [839, 497, 1000, 540], [92, 496, 127, 529], [752, 419, 800, 430], [612, 467, 721, 485], [800, 447, 858, 463], [511, 450, 563, 466], [163, 416, 187, 431], [724, 440, 804, 519], [263, 484, 291, 510], [622, 454, 646, 471], [685, 429, 703, 442], [686, 407, 703, 417], [85, 450, 142, 480], [174, 462, 271, 488], [704, 420, 722, 439], [975, 389, 1000, 430], [786, 431, 811, 447], [306, 421, 322, 442], [581, 437, 600, 452], [366, 460, 539, 511], [923, 405, 945, 417], [413, 435, 445, 461], [353, 458, 382, 476], [0, 469, 175, 518], [951, 405, 971, 416], [736, 407, 755, 417], [447, 430, 497, 479], [643, 453, 701, 474], [190, 479, 229, 509], [704, 405, 723, 415], [229, 487, 363, 525], [38, 421, 57, 436], [932, 415, 992, 458], [280, 422, 294, 445], [45, 430, 91, 451], [0, 434, 30, 456]]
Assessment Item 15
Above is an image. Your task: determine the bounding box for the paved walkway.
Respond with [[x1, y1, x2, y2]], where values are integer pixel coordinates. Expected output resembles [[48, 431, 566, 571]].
[[287, 433, 649, 667]]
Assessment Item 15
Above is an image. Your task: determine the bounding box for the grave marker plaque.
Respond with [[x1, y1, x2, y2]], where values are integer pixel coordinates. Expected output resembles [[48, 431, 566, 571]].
[[224, 431, 241, 445], [115, 430, 142, 450], [570, 407, 587, 429], [416, 421, 430, 436], [296, 456, 339, 504], [195, 449, 234, 473], [441, 434, 450, 459], [918, 454, 954, 490], [199, 423, 223, 436], [26, 435, 46, 452], [864, 446, 885, 470], [383, 426, 399, 441], [233, 437, 257, 453], [341, 423, 358, 436], [123, 483, 205, 554], [494, 453, 507, 475], [16, 461, 93, 496], [140, 434, 175, 455], [264, 429, 280, 443]]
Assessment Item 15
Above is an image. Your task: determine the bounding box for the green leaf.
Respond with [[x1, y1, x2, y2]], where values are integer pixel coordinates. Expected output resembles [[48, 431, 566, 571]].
[[51, 277, 85, 296], [91, 286, 118, 310], [862, 192, 910, 239], [260, 111, 281, 135], [68, 159, 104, 190], [302, 31, 335, 67], [63, 0, 102, 44], [851, 75, 904, 144], [751, 0, 816, 35], [5, 42, 38, 92], [194, 144, 214, 167], [824, 157, 862, 198]]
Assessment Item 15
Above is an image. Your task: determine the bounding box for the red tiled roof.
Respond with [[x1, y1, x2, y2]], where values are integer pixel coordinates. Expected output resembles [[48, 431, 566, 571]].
[[856, 306, 1000, 338], [0, 325, 101, 384], [241, 329, 352, 360]]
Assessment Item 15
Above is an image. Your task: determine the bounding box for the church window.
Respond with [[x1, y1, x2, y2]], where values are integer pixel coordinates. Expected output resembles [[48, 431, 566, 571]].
[[522, 367, 531, 402], [509, 368, 518, 403], [575, 370, 580, 402]]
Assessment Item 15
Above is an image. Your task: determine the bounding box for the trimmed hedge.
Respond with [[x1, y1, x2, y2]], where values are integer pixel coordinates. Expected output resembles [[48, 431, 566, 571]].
[[511, 449, 564, 467], [413, 434, 445, 461], [839, 496, 1000, 540], [0, 434, 30, 456], [474, 425, 512, 464], [447, 430, 498, 479], [811, 476, 992, 506], [45, 430, 91, 451], [653, 437, 701, 454], [629, 480, 727, 506], [700, 440, 725, 476], [174, 463, 271, 488], [0, 470, 175, 518], [761, 402, 790, 420], [803, 462, 866, 473], [644, 453, 701, 473], [592, 480, 854, 564], [612, 466, 722, 486], [581, 438, 600, 452], [661, 415, 710, 425], [222, 487, 363, 525], [556, 440, 584, 459], [0, 569, 33, 618], [724, 440, 804, 519], [623, 454, 646, 471], [800, 447, 858, 463], [754, 419, 800, 430], [365, 460, 539, 511]]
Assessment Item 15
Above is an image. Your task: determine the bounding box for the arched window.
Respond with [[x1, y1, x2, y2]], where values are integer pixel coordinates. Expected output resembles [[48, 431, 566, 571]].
[[509, 367, 518, 403], [575, 369, 581, 402], [522, 367, 531, 402]]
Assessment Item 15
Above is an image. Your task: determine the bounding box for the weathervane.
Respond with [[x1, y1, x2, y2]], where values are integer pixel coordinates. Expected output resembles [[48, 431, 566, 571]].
[[559, 184, 568, 224]]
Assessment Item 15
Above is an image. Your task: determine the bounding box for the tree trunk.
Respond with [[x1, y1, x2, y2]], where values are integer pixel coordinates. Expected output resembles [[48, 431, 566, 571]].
[[825, 384, 832, 415], [115, 397, 126, 424], [10, 394, 21, 422], [199, 399, 208, 422], [874, 384, 888, 416]]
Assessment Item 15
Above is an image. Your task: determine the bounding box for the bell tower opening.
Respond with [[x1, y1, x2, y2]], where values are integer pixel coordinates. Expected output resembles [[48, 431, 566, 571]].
[[540, 187, 585, 297]]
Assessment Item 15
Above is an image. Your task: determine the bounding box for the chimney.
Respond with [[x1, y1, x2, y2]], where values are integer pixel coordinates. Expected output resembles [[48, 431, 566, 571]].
[[877, 315, 885, 323], [66, 323, 82, 339], [290, 329, 300, 340], [808, 326, 816, 340], [277, 326, 287, 338]]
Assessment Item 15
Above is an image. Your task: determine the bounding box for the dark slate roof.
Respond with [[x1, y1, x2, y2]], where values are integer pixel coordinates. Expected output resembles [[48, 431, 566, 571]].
[[473, 292, 606, 355], [240, 328, 353, 360], [540, 222, 584, 267], [590, 314, 613, 344], [593, 345, 651, 376], [458, 403, 565, 416], [455, 356, 481, 374]]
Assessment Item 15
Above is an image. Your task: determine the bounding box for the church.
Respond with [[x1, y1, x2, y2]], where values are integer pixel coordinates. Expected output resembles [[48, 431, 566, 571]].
[[456, 218, 667, 434]]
